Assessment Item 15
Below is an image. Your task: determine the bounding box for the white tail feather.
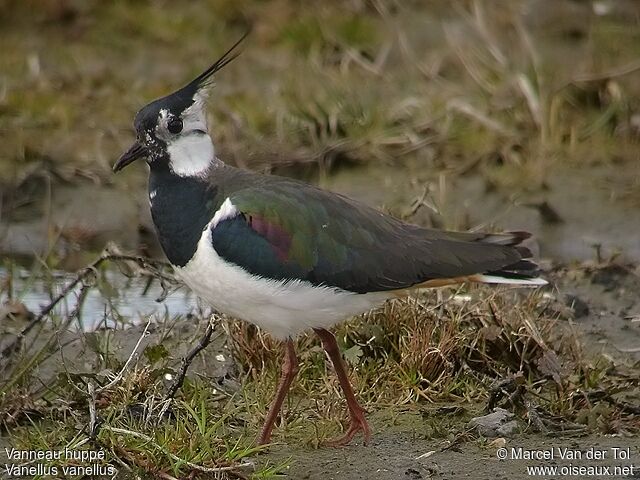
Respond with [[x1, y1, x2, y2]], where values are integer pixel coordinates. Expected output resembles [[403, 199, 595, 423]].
[[474, 275, 548, 287]]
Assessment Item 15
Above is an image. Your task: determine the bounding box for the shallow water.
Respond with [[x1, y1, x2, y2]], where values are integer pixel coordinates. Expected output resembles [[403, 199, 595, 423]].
[[3, 267, 196, 330]]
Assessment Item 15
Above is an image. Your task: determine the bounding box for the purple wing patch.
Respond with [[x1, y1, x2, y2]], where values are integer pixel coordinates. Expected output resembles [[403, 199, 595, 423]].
[[247, 215, 292, 262]]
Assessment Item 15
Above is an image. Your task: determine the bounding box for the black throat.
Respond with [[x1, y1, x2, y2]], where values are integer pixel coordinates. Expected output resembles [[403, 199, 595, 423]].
[[148, 163, 218, 267]]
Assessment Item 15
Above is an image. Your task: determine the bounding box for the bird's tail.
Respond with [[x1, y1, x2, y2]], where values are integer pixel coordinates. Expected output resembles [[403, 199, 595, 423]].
[[468, 231, 547, 286]]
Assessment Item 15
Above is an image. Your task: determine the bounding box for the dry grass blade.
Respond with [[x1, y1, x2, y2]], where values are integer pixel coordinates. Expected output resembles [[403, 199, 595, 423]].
[[447, 99, 516, 138]]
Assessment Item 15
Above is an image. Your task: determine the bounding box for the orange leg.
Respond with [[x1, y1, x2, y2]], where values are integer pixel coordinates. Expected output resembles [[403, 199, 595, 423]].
[[314, 328, 371, 446], [257, 339, 299, 445]]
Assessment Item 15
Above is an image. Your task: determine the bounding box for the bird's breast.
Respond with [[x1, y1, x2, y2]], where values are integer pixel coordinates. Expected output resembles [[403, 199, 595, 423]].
[[148, 171, 217, 267]]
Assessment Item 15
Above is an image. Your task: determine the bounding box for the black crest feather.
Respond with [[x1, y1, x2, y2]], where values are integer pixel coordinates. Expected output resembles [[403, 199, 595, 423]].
[[185, 30, 250, 93], [133, 30, 250, 132]]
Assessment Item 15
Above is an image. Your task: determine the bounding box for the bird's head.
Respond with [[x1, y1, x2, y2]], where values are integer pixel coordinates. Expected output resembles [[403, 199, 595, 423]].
[[113, 33, 247, 176]]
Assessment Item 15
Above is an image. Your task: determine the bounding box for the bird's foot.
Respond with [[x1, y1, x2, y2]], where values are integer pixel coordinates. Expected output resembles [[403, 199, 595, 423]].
[[323, 408, 371, 447]]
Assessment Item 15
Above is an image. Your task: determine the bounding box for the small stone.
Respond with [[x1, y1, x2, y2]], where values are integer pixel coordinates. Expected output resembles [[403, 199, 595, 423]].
[[496, 420, 519, 437], [489, 437, 507, 448], [468, 408, 519, 437]]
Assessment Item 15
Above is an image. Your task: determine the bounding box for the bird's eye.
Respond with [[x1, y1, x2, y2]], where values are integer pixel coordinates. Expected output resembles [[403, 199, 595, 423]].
[[167, 117, 183, 134]]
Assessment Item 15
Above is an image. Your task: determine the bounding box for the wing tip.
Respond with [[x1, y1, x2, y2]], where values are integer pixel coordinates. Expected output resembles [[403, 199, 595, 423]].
[[472, 274, 548, 287]]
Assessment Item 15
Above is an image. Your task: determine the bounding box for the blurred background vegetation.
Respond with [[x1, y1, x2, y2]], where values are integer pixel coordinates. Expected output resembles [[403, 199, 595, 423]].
[[2, 0, 640, 268]]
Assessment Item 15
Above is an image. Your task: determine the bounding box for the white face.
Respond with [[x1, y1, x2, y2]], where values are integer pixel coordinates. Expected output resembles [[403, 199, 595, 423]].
[[156, 92, 215, 177]]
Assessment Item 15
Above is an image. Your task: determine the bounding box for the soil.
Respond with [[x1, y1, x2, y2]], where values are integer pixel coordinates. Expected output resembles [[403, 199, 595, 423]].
[[266, 432, 640, 480]]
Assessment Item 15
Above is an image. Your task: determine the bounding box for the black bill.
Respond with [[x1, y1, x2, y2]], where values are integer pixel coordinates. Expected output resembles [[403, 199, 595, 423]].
[[113, 142, 148, 172]]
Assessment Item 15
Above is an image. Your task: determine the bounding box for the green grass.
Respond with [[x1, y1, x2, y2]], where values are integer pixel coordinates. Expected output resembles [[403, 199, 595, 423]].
[[2, 255, 639, 478]]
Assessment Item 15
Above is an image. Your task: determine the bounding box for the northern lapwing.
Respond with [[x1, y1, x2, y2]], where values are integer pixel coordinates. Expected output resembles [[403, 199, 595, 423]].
[[113, 35, 546, 446]]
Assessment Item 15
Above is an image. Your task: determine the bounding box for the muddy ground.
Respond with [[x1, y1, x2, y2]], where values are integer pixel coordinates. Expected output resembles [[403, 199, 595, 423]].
[[269, 434, 640, 480]]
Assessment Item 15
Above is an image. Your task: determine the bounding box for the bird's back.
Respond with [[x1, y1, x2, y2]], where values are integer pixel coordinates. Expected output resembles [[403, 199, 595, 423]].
[[160, 164, 543, 294]]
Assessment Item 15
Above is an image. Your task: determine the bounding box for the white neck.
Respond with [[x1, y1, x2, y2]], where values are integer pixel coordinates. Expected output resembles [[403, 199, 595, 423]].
[[166, 134, 215, 177]]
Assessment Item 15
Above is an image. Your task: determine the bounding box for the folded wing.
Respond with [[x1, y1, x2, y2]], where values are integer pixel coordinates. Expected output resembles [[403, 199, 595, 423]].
[[210, 178, 541, 293]]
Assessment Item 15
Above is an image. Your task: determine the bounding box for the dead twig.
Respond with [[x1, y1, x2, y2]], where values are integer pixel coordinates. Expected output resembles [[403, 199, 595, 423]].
[[96, 319, 151, 393], [87, 381, 98, 438], [165, 317, 218, 400]]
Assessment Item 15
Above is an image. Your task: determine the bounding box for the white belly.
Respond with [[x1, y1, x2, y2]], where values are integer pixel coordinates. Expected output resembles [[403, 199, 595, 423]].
[[175, 226, 391, 339]]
